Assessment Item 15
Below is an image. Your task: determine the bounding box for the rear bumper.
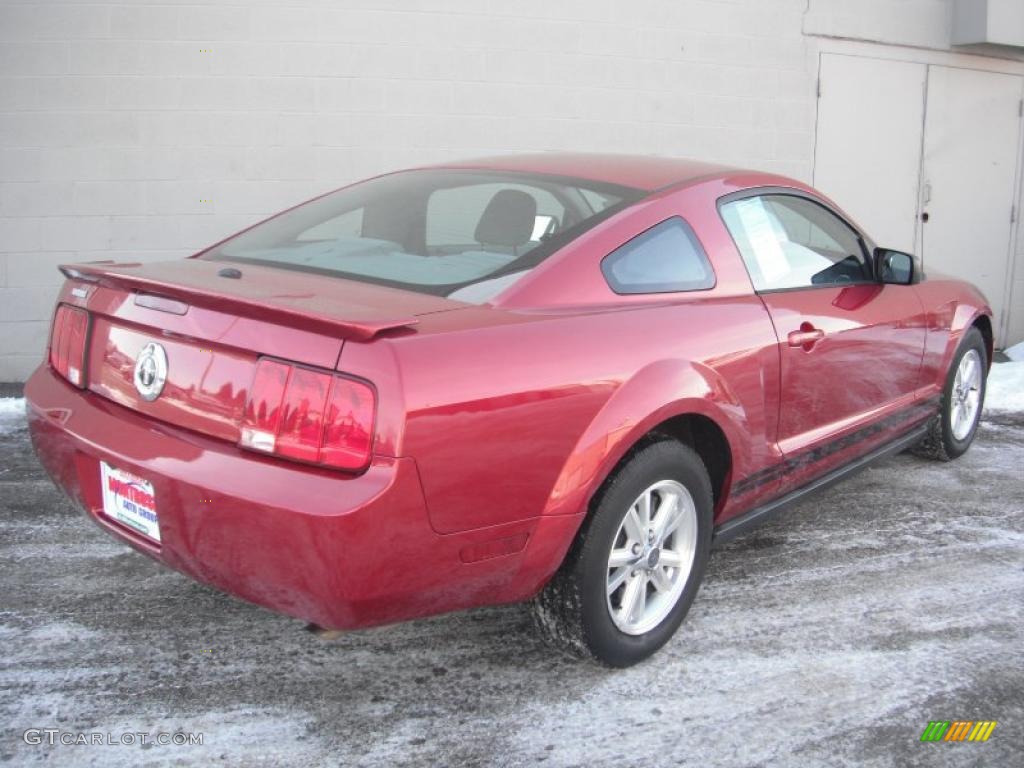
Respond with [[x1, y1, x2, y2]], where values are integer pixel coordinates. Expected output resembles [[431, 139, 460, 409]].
[[25, 365, 576, 629]]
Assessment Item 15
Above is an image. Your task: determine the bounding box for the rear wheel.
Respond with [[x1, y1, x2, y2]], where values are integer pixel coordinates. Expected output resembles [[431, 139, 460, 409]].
[[912, 327, 987, 461], [532, 440, 712, 667]]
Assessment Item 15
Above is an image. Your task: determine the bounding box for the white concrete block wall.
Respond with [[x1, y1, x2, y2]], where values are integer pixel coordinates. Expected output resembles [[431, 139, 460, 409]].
[[805, 0, 954, 50], [0, 0, 827, 380], [0, 0, 1005, 380]]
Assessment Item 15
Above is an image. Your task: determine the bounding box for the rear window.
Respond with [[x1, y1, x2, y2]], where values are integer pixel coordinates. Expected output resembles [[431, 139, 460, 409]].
[[203, 170, 642, 302]]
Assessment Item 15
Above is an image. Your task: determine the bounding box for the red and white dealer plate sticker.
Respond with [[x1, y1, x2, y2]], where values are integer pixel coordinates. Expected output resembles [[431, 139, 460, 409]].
[[100, 462, 160, 543]]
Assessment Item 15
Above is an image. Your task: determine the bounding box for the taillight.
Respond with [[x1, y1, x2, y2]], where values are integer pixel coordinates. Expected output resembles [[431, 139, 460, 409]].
[[49, 304, 89, 388], [240, 358, 376, 471]]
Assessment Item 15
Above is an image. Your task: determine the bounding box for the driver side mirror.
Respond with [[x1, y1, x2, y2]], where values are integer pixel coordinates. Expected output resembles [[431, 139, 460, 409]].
[[874, 248, 914, 285]]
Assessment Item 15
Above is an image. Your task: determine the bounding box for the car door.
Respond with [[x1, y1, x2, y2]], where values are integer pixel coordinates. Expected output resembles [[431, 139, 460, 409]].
[[719, 191, 926, 493]]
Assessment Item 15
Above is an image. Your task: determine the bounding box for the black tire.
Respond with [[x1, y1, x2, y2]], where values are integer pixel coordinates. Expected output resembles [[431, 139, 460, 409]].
[[532, 440, 713, 667], [911, 327, 987, 462]]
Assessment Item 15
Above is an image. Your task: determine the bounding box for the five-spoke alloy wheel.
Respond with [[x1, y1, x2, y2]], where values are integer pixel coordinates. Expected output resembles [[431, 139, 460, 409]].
[[913, 326, 988, 461], [949, 348, 983, 442], [606, 480, 698, 636], [533, 440, 712, 667]]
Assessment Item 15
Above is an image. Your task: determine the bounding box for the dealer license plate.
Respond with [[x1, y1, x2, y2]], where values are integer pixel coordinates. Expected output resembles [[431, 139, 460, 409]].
[[100, 461, 160, 543]]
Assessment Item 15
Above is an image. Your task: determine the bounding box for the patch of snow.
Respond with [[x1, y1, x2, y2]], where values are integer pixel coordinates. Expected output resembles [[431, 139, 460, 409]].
[[4, 689, 322, 766], [985, 361, 1024, 413], [0, 397, 27, 435], [1004, 340, 1024, 361], [78, 708, 323, 764], [22, 621, 101, 645]]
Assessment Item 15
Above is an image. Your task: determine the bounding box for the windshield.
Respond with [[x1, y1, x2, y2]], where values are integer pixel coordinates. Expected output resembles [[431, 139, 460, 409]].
[[201, 169, 643, 302]]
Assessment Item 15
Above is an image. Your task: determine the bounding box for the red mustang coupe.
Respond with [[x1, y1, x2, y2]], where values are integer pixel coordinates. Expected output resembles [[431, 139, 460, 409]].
[[27, 154, 992, 666]]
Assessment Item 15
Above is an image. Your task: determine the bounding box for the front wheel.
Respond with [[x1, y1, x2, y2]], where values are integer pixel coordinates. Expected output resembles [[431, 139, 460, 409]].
[[912, 326, 987, 461], [532, 440, 712, 667]]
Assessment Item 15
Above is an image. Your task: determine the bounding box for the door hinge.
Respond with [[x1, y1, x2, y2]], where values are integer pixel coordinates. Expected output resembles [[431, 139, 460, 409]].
[[816, 78, 822, 99], [1018, 98, 1023, 117], [1012, 205, 1018, 223]]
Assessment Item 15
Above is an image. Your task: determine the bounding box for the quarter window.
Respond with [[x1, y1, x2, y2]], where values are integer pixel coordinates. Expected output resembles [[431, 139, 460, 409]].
[[601, 217, 715, 294], [720, 194, 869, 291]]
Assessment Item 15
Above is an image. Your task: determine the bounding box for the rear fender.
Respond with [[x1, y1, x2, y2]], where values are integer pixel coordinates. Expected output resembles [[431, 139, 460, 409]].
[[540, 358, 744, 521]]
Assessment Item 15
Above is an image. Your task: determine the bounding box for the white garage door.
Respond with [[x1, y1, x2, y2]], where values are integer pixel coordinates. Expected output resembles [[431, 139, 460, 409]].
[[814, 53, 1023, 346], [921, 65, 1022, 345], [814, 54, 926, 253]]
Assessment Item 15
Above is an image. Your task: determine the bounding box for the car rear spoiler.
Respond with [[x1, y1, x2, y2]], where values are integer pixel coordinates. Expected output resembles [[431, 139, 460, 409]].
[[59, 262, 420, 342]]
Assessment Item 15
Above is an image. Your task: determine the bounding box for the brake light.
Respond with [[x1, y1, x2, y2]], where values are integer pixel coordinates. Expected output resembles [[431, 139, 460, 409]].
[[240, 358, 376, 471], [49, 304, 89, 387], [321, 374, 375, 468], [276, 367, 330, 463]]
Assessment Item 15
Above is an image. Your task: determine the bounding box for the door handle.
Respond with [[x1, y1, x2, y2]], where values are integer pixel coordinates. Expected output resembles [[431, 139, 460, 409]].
[[787, 325, 825, 348]]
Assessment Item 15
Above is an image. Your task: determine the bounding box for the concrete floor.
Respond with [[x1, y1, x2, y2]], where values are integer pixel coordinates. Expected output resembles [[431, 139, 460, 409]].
[[1, 406, 1021, 767]]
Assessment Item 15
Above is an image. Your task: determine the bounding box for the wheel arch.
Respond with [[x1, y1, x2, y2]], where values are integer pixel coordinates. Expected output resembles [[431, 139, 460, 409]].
[[939, 303, 995, 384], [513, 359, 752, 606], [540, 358, 745, 524], [613, 413, 732, 515], [971, 313, 994, 368]]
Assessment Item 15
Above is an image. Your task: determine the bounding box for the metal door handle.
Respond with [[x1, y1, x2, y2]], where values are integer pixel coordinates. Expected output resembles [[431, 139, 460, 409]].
[[788, 326, 825, 347]]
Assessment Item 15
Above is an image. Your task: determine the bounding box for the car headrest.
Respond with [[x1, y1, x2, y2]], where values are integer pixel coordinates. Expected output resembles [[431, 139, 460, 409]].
[[474, 189, 537, 248]]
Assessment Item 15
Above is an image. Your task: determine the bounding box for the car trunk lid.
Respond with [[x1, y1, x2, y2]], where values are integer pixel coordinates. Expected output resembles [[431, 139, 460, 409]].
[[63, 258, 459, 341], [65, 258, 461, 444]]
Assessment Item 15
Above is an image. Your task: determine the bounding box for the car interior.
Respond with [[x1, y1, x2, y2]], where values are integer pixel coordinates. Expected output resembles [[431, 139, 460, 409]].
[[723, 194, 871, 291]]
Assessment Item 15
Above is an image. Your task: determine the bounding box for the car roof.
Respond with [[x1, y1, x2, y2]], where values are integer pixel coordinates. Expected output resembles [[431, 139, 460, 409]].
[[424, 152, 738, 192]]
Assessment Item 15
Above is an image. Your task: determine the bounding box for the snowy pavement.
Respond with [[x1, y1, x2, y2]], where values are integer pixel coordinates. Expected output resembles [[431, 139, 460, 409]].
[[988, 342, 1024, 412], [1, 364, 1022, 768]]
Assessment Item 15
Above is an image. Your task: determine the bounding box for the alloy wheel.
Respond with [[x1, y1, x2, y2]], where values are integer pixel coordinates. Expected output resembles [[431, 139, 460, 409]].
[[950, 348, 982, 441], [606, 479, 698, 635]]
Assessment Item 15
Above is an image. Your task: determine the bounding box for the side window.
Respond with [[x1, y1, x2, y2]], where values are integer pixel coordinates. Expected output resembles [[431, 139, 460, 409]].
[[601, 217, 715, 294], [720, 194, 869, 291]]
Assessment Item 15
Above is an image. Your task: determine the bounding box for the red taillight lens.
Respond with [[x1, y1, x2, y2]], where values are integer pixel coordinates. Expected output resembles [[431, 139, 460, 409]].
[[241, 359, 289, 451], [240, 358, 376, 471], [49, 304, 89, 387], [275, 367, 331, 463], [321, 376, 376, 468]]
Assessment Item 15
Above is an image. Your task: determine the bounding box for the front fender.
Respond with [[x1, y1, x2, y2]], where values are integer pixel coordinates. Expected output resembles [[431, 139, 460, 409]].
[[934, 296, 993, 386], [915, 277, 993, 394], [540, 358, 747, 520], [949, 304, 994, 368]]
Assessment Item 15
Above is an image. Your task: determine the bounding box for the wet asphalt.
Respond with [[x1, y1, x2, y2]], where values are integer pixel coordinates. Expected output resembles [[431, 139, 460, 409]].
[[0, 403, 1022, 768]]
